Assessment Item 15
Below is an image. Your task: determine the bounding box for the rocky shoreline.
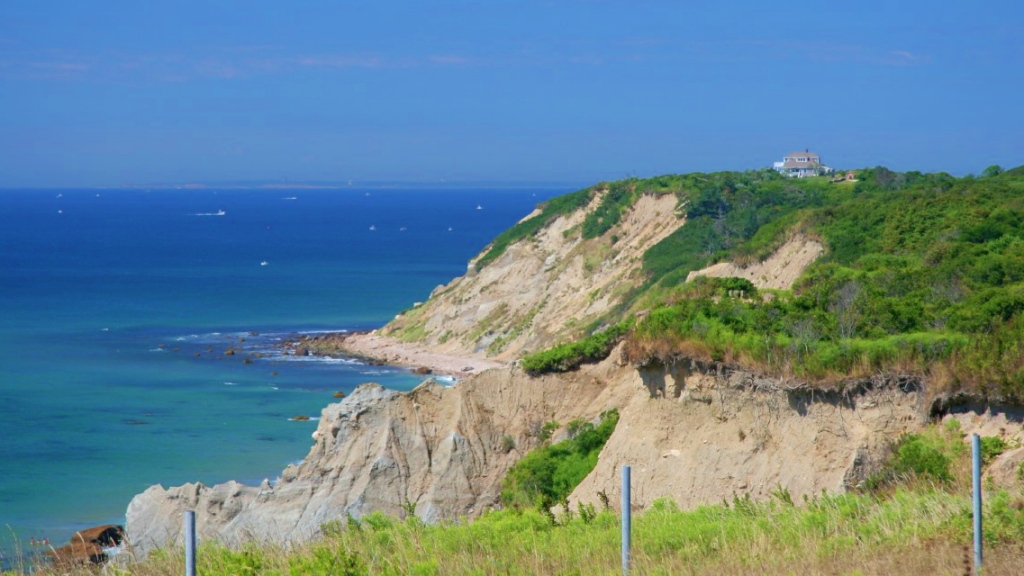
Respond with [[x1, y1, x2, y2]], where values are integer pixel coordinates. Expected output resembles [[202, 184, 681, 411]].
[[281, 330, 506, 378]]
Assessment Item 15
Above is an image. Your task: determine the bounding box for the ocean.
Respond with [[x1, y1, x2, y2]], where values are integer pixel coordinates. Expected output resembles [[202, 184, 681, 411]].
[[0, 186, 566, 562]]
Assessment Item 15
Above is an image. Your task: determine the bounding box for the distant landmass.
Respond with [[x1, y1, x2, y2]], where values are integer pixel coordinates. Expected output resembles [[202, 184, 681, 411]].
[[117, 179, 588, 190]]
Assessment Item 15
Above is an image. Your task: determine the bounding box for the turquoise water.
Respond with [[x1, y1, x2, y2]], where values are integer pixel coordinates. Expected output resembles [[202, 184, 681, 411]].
[[0, 187, 565, 560]]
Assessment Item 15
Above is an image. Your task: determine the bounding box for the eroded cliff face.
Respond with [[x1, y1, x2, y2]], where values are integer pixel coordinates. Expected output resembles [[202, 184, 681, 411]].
[[124, 182, 1024, 558], [571, 359, 921, 511], [685, 236, 824, 290], [381, 193, 684, 360], [126, 358, 632, 556], [126, 346, 974, 557]]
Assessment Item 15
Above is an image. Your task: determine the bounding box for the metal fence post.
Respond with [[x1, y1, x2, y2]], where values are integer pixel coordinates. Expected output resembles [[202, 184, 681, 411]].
[[622, 465, 631, 576], [185, 510, 196, 576], [972, 434, 982, 571]]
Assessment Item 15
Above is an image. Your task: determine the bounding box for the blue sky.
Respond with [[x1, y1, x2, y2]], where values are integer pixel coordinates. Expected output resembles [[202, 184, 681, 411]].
[[1, 1, 1021, 187]]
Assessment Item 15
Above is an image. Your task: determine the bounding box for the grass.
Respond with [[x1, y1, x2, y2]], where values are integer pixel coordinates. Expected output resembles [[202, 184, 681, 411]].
[[463, 302, 509, 344], [17, 490, 1024, 575], [12, 424, 1024, 575], [486, 302, 543, 354], [383, 303, 429, 342]]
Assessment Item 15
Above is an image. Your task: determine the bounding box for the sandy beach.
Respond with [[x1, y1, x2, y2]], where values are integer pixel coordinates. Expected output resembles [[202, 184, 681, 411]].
[[290, 330, 506, 378]]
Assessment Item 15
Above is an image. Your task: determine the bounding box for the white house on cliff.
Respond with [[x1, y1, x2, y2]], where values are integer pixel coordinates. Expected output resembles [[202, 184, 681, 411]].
[[773, 150, 833, 178]]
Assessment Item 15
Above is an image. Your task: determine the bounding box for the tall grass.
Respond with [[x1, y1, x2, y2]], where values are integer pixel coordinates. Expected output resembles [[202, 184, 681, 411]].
[[14, 425, 1024, 575], [18, 490, 1022, 575]]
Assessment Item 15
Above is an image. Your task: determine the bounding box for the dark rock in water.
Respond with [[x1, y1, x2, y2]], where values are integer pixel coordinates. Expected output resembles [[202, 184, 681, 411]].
[[333, 390, 346, 398], [238, 337, 246, 342], [290, 415, 310, 421], [47, 524, 124, 566], [276, 331, 357, 359], [194, 352, 201, 357], [249, 331, 259, 336], [243, 358, 253, 364], [271, 371, 279, 376], [413, 366, 433, 375], [224, 349, 235, 356]]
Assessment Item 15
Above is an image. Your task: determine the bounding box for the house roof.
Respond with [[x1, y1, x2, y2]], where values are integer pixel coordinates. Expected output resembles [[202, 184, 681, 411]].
[[782, 160, 820, 169], [784, 151, 820, 160]]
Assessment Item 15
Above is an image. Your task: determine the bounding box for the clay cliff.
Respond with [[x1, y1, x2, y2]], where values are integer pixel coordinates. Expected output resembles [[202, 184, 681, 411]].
[[126, 181, 1024, 557], [127, 356, 630, 555], [126, 189, 691, 554], [382, 192, 683, 360], [128, 343, 1020, 557]]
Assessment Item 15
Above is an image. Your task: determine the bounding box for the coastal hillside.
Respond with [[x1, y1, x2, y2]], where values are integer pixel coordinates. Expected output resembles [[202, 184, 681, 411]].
[[389, 165, 1024, 397], [381, 186, 684, 359], [127, 164, 1024, 558], [379, 170, 836, 360]]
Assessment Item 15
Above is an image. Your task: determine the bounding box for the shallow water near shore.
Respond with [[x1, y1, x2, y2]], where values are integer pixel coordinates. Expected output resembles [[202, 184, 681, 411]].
[[0, 186, 566, 562]]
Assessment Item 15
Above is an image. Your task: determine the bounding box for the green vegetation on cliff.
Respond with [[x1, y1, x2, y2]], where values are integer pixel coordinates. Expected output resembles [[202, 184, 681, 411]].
[[500, 409, 619, 510], [641, 170, 833, 284], [520, 320, 633, 374], [474, 185, 594, 270], [519, 164, 1024, 397], [474, 175, 679, 271]]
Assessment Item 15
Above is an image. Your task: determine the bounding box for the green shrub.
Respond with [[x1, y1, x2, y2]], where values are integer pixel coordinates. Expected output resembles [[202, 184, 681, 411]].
[[642, 170, 830, 285], [537, 420, 559, 442], [980, 436, 1009, 465], [861, 428, 969, 492], [893, 434, 953, 482], [501, 409, 619, 509], [581, 180, 635, 239], [500, 434, 516, 453], [520, 320, 633, 375], [943, 419, 962, 435]]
